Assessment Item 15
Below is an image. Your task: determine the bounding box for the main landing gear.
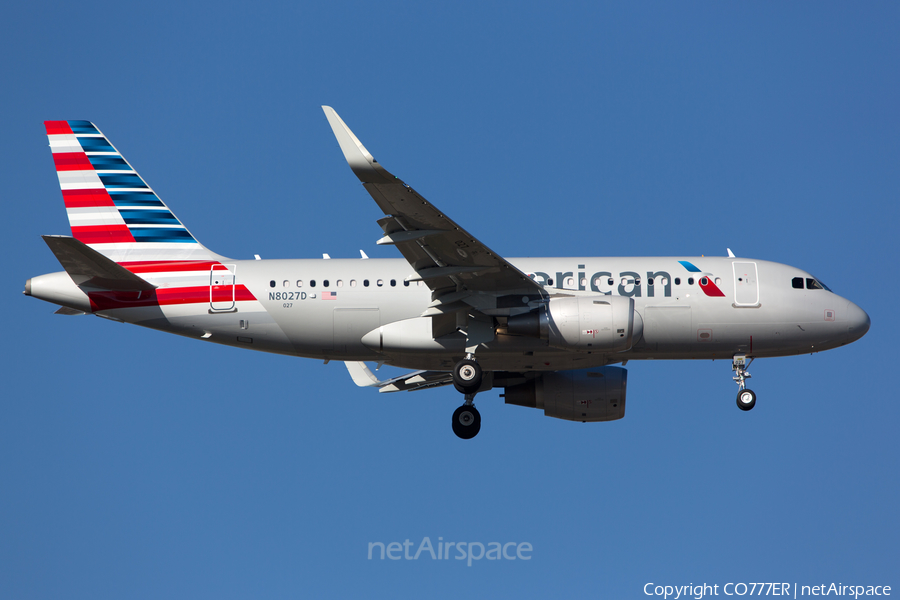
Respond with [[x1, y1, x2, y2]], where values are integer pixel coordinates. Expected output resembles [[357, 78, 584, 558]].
[[452, 354, 483, 439], [453, 356, 483, 395], [732, 354, 756, 411], [452, 401, 481, 439]]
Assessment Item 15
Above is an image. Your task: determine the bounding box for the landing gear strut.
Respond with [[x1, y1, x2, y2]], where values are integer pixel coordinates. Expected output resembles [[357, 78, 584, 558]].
[[732, 354, 756, 411], [451, 354, 483, 439]]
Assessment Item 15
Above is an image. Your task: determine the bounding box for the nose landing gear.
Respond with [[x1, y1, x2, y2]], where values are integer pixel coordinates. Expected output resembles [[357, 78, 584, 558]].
[[736, 388, 756, 411], [732, 354, 756, 411]]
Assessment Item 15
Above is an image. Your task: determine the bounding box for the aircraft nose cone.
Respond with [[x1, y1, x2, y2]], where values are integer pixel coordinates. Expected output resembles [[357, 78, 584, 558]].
[[845, 301, 870, 342]]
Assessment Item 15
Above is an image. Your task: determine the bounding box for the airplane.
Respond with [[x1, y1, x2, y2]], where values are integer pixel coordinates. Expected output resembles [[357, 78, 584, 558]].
[[25, 108, 871, 439]]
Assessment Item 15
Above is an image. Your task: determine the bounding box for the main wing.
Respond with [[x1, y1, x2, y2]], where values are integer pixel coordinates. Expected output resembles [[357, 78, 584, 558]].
[[322, 107, 545, 300]]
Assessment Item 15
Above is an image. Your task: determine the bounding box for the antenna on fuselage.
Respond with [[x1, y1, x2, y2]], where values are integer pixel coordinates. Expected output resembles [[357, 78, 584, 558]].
[[360, 250, 369, 259], [727, 248, 735, 258]]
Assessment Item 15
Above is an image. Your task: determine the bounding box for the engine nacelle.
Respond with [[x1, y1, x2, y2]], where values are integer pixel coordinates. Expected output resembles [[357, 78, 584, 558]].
[[502, 367, 627, 422], [507, 296, 641, 352]]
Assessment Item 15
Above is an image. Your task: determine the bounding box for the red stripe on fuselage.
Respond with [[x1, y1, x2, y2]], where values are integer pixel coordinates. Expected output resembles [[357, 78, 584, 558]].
[[88, 285, 256, 311], [53, 152, 93, 171], [119, 261, 220, 274], [71, 224, 135, 244], [45, 121, 73, 135], [62, 188, 115, 208]]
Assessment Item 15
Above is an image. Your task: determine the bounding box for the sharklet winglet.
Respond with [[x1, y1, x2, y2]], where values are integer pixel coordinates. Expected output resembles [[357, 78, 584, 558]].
[[321, 106, 395, 184]]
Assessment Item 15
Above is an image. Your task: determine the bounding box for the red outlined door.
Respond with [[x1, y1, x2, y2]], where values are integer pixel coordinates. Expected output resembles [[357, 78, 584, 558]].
[[210, 264, 236, 312]]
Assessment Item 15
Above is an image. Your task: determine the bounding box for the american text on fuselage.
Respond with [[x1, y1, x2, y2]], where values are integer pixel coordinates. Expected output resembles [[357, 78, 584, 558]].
[[253, 257, 858, 361]]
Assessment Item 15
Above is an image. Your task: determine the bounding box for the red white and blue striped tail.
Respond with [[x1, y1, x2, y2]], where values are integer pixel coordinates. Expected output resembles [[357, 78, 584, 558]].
[[45, 120, 222, 263]]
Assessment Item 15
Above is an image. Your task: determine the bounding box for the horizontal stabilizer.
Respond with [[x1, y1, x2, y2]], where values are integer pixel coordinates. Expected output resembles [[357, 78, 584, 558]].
[[343, 362, 453, 393], [344, 361, 382, 387], [42, 235, 156, 291]]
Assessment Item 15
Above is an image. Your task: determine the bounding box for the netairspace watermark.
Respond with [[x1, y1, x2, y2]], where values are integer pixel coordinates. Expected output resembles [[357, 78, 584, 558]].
[[644, 583, 892, 600], [368, 537, 532, 567]]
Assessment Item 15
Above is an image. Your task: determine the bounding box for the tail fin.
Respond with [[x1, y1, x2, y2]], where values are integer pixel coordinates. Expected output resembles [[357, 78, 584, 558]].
[[44, 120, 222, 263]]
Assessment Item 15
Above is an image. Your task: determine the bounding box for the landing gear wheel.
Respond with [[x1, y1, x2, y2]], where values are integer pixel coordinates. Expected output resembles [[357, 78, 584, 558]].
[[736, 389, 756, 411], [452, 404, 481, 439], [452, 358, 482, 394]]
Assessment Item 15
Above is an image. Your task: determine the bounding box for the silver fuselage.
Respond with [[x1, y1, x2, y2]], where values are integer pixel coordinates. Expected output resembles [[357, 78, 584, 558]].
[[28, 255, 870, 372]]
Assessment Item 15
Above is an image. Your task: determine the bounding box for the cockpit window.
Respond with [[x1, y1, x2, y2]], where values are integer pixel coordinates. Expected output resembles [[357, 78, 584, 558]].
[[806, 278, 831, 291], [792, 277, 804, 289]]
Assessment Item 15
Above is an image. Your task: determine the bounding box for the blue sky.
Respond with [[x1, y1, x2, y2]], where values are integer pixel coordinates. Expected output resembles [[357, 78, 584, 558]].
[[2, 1, 898, 598]]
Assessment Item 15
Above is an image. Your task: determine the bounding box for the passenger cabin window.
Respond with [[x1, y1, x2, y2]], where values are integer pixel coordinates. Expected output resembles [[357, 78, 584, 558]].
[[296, 280, 303, 287], [364, 279, 369, 287], [337, 280, 343, 287], [390, 279, 396, 287], [350, 280, 357, 287], [674, 277, 681, 285], [377, 279, 384, 287], [283, 280, 289, 287], [269, 280, 276, 288], [323, 280, 329, 287], [792, 277, 804, 289], [688, 278, 694, 285], [310, 280, 316, 288]]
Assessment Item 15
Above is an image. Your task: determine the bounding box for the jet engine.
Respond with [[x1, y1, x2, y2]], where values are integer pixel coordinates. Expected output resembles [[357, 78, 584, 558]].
[[501, 367, 627, 422], [507, 296, 642, 352]]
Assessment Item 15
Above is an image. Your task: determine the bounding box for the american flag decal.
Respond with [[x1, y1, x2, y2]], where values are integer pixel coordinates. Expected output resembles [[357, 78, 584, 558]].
[[322, 291, 337, 300]]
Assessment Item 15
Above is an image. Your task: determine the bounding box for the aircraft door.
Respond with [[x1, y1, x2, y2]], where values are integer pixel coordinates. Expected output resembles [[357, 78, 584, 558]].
[[210, 264, 237, 312], [732, 262, 759, 307]]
